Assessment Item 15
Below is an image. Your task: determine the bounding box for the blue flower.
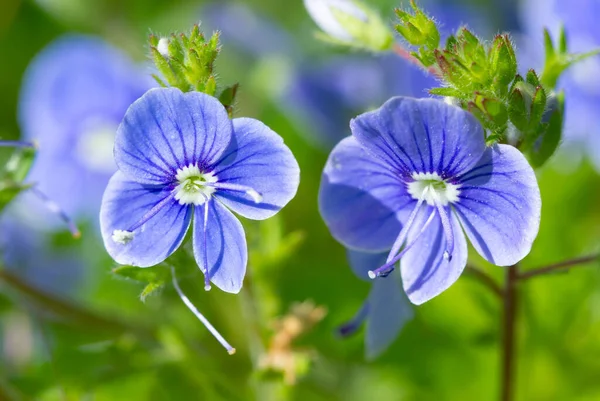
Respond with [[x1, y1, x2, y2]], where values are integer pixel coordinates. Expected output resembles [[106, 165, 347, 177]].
[[320, 97, 541, 304], [520, 0, 600, 168], [19, 34, 152, 223], [339, 250, 413, 359], [100, 88, 300, 293]]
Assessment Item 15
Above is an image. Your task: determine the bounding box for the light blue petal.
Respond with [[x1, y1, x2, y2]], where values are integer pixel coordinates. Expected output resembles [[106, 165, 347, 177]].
[[115, 88, 233, 185], [319, 136, 412, 252], [100, 172, 191, 266], [454, 144, 541, 266], [401, 206, 468, 305], [366, 270, 413, 360], [19, 34, 151, 155], [213, 118, 299, 220], [193, 201, 247, 294], [350, 97, 486, 178], [347, 250, 387, 281]]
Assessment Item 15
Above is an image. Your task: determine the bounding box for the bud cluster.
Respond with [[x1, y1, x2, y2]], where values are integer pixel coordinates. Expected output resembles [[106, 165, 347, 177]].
[[149, 25, 239, 116], [392, 1, 600, 167]]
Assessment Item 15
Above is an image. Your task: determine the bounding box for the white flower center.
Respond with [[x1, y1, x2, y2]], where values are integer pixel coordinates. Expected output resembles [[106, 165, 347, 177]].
[[407, 172, 460, 206], [75, 120, 117, 173], [173, 164, 218, 206]]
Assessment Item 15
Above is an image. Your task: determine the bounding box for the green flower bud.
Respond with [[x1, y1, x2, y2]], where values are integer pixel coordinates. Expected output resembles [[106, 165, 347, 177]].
[[304, 0, 394, 52]]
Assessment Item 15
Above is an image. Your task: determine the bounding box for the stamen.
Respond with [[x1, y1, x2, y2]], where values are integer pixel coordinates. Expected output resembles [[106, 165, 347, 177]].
[[202, 201, 211, 291], [434, 202, 454, 261], [368, 210, 436, 279], [387, 187, 429, 263], [0, 140, 36, 149], [29, 187, 80, 238], [337, 302, 370, 337], [170, 266, 235, 355], [205, 182, 263, 203], [128, 192, 176, 233]]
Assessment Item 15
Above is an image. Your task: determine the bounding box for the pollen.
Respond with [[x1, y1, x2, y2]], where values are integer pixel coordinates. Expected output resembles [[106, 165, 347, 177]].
[[112, 230, 134, 244]]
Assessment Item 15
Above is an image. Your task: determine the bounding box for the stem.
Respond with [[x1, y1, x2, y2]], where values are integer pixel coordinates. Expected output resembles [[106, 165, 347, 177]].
[[501, 264, 518, 401], [0, 268, 151, 338], [392, 43, 440, 77], [518, 254, 599, 280], [464, 266, 503, 298]]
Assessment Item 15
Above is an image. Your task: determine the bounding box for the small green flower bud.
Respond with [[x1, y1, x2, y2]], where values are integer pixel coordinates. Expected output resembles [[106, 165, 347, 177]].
[[394, 0, 440, 50], [304, 0, 394, 52]]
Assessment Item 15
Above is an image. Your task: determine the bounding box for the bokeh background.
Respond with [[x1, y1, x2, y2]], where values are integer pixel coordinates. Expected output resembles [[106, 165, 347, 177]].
[[1, 0, 600, 400]]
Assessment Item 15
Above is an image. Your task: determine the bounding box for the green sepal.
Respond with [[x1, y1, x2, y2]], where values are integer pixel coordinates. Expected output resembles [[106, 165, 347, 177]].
[[112, 264, 170, 302], [528, 92, 564, 167], [429, 87, 463, 98]]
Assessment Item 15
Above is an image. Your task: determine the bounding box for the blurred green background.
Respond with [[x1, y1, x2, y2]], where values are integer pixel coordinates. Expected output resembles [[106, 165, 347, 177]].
[[1, 0, 600, 400]]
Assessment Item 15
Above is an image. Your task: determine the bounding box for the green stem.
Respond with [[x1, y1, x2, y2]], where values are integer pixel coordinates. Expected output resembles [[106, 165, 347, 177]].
[[501, 264, 518, 401], [518, 254, 599, 280], [0, 268, 153, 339]]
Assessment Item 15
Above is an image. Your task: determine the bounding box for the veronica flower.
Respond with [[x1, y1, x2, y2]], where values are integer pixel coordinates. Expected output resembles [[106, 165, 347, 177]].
[[338, 250, 412, 359], [320, 97, 541, 304], [100, 88, 299, 294], [18, 34, 152, 224]]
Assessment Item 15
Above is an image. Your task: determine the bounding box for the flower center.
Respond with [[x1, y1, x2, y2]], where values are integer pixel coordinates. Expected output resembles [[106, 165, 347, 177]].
[[76, 120, 117, 173], [173, 164, 218, 206], [407, 172, 460, 206]]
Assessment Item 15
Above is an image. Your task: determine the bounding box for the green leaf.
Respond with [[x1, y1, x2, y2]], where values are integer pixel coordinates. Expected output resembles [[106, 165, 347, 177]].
[[112, 264, 169, 284]]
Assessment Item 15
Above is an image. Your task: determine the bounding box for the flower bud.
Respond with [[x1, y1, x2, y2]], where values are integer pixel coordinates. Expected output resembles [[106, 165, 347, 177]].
[[304, 0, 393, 52]]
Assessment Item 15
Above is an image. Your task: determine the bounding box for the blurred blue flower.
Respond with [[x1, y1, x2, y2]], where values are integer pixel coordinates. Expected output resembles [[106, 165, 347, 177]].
[[18, 34, 153, 224], [520, 0, 600, 168], [100, 88, 299, 293], [201, 2, 295, 58], [339, 250, 413, 359], [320, 97, 541, 304]]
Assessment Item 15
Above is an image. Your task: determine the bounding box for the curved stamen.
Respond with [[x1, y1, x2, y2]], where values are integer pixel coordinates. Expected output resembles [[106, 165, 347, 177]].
[[368, 210, 436, 279], [387, 187, 429, 263], [29, 187, 80, 238], [0, 140, 36, 149], [337, 302, 370, 337], [204, 182, 263, 203], [170, 266, 235, 355], [128, 192, 176, 232], [202, 201, 211, 291], [434, 202, 454, 261]]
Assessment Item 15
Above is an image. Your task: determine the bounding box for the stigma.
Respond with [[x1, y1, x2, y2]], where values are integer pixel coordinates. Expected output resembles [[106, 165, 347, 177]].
[[407, 172, 460, 206]]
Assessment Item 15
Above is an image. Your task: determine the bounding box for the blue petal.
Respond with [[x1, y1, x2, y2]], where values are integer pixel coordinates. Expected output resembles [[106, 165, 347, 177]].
[[366, 270, 413, 360], [193, 201, 247, 294], [350, 97, 486, 178], [115, 88, 233, 185], [100, 172, 191, 266], [401, 206, 468, 305], [347, 250, 388, 281], [19, 34, 151, 155], [319, 136, 412, 252], [213, 118, 300, 220], [454, 144, 541, 266]]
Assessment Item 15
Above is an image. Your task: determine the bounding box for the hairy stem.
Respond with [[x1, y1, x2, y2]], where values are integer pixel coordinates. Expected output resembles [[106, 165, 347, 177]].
[[501, 264, 518, 401], [518, 254, 599, 280]]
